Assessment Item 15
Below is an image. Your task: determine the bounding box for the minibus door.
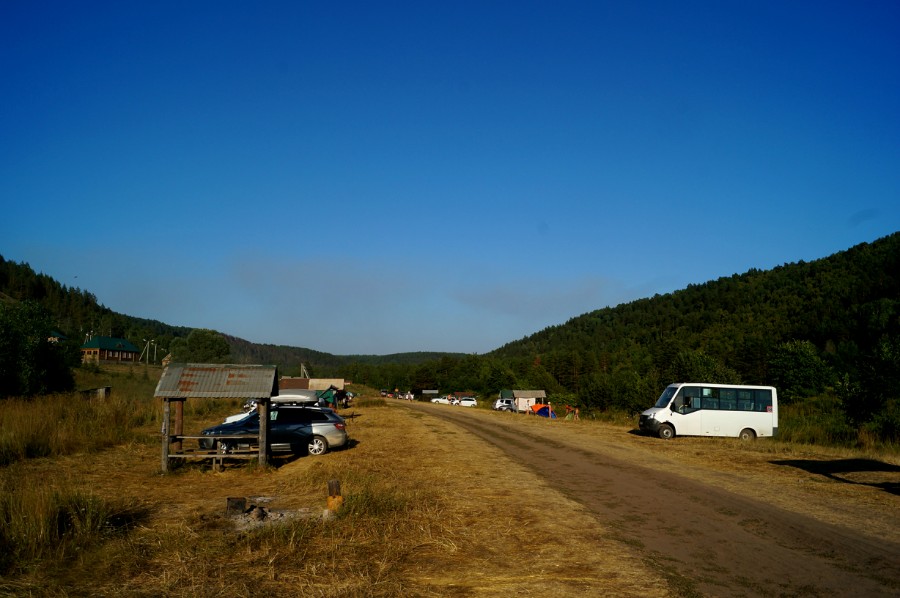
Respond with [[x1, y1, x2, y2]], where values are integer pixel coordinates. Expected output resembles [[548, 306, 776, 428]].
[[669, 391, 703, 436]]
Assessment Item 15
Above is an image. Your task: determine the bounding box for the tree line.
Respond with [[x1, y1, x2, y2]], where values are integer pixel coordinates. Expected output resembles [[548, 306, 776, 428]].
[[0, 256, 452, 393], [336, 233, 899, 442], [1, 233, 898, 443]]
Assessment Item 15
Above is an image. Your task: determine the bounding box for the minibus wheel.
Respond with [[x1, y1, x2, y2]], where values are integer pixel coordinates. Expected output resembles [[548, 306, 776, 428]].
[[739, 428, 756, 441], [658, 424, 674, 440]]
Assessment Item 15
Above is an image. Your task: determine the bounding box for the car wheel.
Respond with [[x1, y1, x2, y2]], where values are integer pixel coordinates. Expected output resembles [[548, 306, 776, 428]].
[[658, 424, 675, 440], [739, 428, 756, 441], [308, 436, 328, 456]]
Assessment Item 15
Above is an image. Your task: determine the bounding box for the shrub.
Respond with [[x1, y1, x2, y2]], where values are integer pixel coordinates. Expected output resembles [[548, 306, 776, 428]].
[[777, 394, 857, 446]]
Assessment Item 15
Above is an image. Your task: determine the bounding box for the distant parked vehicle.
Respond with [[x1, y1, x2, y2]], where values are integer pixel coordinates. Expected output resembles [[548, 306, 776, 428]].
[[199, 404, 347, 455], [430, 396, 450, 404], [492, 398, 515, 412], [458, 397, 477, 407]]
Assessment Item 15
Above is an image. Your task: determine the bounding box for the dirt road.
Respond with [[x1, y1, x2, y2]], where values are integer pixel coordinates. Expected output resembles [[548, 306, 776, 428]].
[[404, 402, 900, 597]]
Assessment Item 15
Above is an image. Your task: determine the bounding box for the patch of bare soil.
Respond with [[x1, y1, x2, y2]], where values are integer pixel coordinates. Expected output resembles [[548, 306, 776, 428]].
[[407, 402, 900, 597]]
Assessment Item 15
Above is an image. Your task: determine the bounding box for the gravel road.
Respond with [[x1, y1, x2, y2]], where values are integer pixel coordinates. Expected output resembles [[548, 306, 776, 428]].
[[405, 402, 900, 597]]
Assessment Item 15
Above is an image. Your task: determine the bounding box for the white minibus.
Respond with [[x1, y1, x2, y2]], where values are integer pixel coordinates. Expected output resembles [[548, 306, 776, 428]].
[[639, 383, 778, 440]]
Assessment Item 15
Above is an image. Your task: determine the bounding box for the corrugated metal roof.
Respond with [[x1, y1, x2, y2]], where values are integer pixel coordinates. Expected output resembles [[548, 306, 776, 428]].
[[308, 378, 345, 390], [510, 389, 547, 399], [154, 364, 278, 399]]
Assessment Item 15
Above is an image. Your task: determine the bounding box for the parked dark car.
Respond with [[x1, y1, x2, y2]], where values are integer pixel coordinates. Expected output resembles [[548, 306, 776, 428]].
[[199, 405, 348, 455]]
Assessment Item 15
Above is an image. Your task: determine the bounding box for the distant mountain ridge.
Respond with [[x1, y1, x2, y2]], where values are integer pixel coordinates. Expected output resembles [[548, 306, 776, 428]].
[[0, 254, 462, 373], [2, 232, 898, 380]]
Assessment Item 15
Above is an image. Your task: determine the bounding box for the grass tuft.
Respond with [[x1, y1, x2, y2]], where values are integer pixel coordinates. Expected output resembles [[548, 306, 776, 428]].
[[0, 479, 147, 574]]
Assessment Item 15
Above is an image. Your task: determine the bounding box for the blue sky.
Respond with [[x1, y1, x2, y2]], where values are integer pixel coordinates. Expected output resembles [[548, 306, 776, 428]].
[[2, 1, 898, 355]]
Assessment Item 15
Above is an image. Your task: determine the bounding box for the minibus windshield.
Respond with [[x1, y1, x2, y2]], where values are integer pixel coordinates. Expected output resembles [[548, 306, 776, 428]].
[[654, 386, 677, 408]]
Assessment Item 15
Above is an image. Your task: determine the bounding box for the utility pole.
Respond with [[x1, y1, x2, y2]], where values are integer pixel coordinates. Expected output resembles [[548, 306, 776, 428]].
[[141, 339, 155, 365]]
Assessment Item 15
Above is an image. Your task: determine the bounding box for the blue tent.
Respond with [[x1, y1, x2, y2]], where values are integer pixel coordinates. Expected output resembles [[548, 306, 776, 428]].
[[531, 404, 557, 418]]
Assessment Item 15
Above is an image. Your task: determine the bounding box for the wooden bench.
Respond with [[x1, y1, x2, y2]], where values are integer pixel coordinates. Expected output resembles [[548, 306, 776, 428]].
[[167, 434, 261, 471]]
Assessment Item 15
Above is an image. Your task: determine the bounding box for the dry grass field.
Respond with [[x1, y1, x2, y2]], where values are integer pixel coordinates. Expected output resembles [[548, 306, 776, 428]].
[[0, 392, 668, 597], [2, 372, 898, 597]]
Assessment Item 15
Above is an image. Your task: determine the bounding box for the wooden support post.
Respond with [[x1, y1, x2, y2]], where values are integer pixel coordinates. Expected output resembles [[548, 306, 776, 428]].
[[161, 399, 170, 473], [327, 479, 343, 512], [257, 399, 269, 467], [173, 399, 184, 453]]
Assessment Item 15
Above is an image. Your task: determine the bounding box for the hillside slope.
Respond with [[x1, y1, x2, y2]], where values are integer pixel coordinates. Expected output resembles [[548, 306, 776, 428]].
[[492, 232, 899, 384]]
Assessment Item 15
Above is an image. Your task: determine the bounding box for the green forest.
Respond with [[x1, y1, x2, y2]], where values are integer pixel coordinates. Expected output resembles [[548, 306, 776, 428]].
[[2, 232, 898, 445]]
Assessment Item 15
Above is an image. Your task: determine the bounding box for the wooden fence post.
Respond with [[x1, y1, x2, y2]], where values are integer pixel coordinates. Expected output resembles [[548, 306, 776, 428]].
[[257, 399, 269, 467], [327, 479, 343, 512], [161, 398, 170, 473]]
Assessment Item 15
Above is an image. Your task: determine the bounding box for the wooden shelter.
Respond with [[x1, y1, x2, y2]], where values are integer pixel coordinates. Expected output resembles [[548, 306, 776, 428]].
[[154, 363, 278, 472]]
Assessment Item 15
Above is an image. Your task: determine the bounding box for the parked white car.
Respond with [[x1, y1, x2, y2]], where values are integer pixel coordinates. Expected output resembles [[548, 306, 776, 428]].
[[458, 398, 477, 407], [430, 396, 450, 404]]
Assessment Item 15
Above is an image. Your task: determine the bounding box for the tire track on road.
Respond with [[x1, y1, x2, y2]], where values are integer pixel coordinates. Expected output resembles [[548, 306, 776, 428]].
[[405, 403, 900, 597]]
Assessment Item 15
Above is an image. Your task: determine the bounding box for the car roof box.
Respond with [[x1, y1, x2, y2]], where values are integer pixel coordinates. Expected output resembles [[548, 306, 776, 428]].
[[272, 390, 319, 403]]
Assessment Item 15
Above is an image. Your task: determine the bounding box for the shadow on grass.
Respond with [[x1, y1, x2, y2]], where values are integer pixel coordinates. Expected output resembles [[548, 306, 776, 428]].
[[770, 458, 900, 496]]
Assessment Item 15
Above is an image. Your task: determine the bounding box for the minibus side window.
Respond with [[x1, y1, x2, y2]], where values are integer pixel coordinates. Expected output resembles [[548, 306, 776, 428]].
[[701, 387, 719, 410], [755, 389, 773, 412], [680, 387, 701, 412], [719, 389, 737, 410]]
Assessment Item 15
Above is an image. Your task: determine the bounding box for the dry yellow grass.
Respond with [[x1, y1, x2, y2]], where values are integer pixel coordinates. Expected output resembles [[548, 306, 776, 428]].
[[0, 399, 668, 597], [6, 382, 896, 597]]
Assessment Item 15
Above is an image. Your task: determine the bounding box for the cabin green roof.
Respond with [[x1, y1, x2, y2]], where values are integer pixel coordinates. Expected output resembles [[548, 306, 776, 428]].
[[80, 336, 141, 352]]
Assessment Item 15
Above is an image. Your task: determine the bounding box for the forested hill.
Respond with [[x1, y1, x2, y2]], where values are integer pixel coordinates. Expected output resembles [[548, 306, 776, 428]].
[[0, 256, 190, 343], [490, 232, 899, 395], [0, 255, 460, 375], [4, 235, 898, 441]]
